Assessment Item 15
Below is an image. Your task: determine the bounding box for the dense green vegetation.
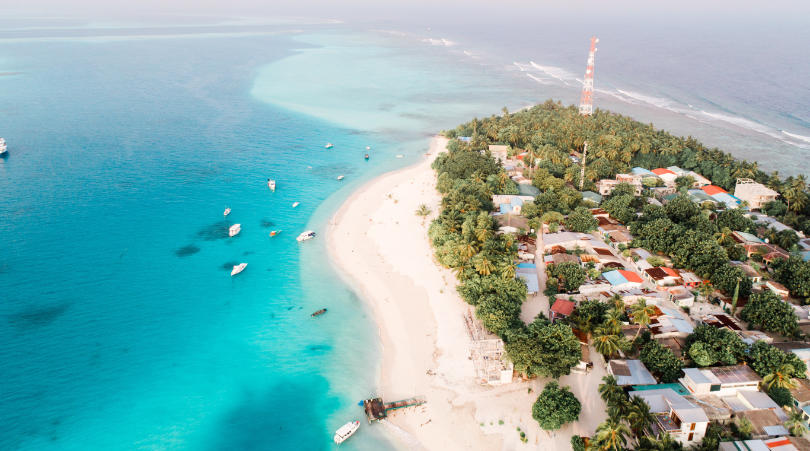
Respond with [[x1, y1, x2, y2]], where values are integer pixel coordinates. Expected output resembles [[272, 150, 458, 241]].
[[683, 324, 747, 367], [639, 339, 683, 383], [772, 256, 810, 299], [741, 291, 799, 337], [430, 139, 580, 378], [531, 381, 581, 430]]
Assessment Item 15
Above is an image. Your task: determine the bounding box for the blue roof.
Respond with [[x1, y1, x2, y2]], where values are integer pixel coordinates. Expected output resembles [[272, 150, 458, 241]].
[[499, 204, 511, 214], [666, 166, 684, 174], [517, 271, 539, 292], [632, 167, 654, 175], [802, 251, 810, 262], [710, 192, 741, 208], [603, 270, 628, 286], [517, 262, 537, 269], [631, 383, 690, 396], [458, 136, 472, 142]]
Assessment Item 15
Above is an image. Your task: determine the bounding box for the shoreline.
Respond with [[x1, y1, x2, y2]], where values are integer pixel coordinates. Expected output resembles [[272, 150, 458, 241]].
[[326, 136, 507, 450]]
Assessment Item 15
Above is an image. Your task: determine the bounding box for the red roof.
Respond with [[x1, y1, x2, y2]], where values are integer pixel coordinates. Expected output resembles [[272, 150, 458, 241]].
[[550, 299, 576, 316], [702, 185, 728, 195], [618, 270, 643, 284], [765, 438, 792, 448], [652, 168, 676, 176], [662, 267, 680, 278]]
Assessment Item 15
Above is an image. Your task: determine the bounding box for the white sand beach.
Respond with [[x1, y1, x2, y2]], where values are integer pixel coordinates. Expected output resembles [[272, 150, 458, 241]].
[[327, 136, 607, 450]]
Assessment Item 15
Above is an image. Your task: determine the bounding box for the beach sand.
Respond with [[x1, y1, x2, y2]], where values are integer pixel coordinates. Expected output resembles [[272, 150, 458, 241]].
[[328, 136, 607, 450]]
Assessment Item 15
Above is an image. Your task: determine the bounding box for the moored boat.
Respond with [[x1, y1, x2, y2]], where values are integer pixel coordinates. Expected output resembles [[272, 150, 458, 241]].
[[231, 263, 247, 276], [296, 230, 316, 242], [223, 207, 231, 216], [0, 138, 7, 156], [312, 308, 328, 317], [269, 230, 281, 237], [333, 420, 359, 444], [229, 224, 241, 237], [337, 175, 345, 181], [325, 143, 334, 149], [292, 202, 299, 208], [267, 179, 276, 191], [365, 145, 371, 150], [364, 154, 369, 160]]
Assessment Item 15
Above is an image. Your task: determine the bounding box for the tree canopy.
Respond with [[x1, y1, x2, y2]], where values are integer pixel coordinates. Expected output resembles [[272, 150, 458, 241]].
[[741, 291, 799, 337], [640, 340, 683, 383], [684, 324, 747, 367], [505, 316, 582, 379], [532, 381, 581, 430]]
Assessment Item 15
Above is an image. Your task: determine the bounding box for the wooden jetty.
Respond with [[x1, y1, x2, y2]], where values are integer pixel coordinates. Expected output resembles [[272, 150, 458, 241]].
[[362, 396, 426, 423]]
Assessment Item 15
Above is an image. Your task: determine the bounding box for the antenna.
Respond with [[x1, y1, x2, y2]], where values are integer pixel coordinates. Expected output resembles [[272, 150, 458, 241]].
[[579, 36, 598, 190]]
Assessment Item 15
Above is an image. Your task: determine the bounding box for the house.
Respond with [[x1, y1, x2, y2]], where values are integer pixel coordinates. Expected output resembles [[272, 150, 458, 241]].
[[550, 253, 580, 266], [488, 145, 509, 163], [492, 195, 535, 215], [608, 359, 656, 386], [679, 271, 703, 288], [596, 173, 643, 196], [702, 185, 728, 196], [713, 192, 743, 209], [735, 178, 779, 210], [581, 191, 603, 205], [629, 388, 709, 445], [669, 286, 695, 307], [687, 189, 719, 207], [606, 230, 633, 249], [652, 168, 679, 185], [680, 365, 760, 396], [699, 313, 742, 332], [649, 303, 695, 338], [763, 249, 790, 265], [766, 280, 790, 299], [720, 437, 810, 451], [644, 267, 682, 287], [789, 378, 810, 426], [686, 171, 712, 187], [722, 390, 786, 419], [732, 231, 764, 245], [603, 270, 644, 291], [516, 263, 539, 294], [541, 232, 595, 252], [549, 299, 576, 323], [578, 279, 613, 296], [730, 261, 762, 283], [734, 409, 790, 439], [656, 336, 686, 358]]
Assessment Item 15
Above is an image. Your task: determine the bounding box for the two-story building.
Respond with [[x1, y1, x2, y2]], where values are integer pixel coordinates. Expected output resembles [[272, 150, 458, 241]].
[[680, 365, 760, 397], [629, 388, 709, 445]]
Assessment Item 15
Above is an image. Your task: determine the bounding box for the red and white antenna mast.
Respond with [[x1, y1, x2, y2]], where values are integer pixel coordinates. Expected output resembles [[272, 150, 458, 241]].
[[579, 36, 598, 189]]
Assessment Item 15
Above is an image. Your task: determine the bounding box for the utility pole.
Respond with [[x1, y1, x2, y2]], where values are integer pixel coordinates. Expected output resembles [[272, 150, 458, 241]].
[[578, 36, 598, 190]]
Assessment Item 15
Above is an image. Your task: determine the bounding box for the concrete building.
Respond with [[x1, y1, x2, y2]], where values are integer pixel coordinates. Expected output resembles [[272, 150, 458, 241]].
[[629, 388, 709, 445], [735, 178, 779, 210], [680, 365, 760, 397], [608, 359, 657, 386], [488, 144, 509, 163], [603, 269, 644, 291], [644, 267, 682, 287]]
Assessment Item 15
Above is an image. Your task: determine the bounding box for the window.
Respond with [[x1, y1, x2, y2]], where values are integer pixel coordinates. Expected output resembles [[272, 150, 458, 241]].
[[688, 433, 694, 441], [710, 384, 721, 392], [690, 423, 696, 431]]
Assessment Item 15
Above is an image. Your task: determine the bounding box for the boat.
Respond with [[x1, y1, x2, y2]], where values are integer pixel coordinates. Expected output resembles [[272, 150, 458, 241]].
[[231, 263, 247, 276], [229, 224, 241, 237], [364, 154, 369, 160], [267, 179, 276, 191], [292, 202, 300, 208], [312, 308, 328, 317], [325, 143, 334, 149], [396, 154, 404, 159], [223, 207, 231, 217], [0, 138, 6, 156], [333, 420, 359, 444], [297, 230, 316, 242], [365, 145, 371, 150], [269, 230, 282, 237], [337, 175, 345, 181]]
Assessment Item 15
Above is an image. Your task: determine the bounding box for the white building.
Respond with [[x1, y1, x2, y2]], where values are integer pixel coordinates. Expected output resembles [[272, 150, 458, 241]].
[[735, 178, 779, 210], [629, 388, 709, 445], [680, 365, 760, 397], [488, 145, 509, 164]]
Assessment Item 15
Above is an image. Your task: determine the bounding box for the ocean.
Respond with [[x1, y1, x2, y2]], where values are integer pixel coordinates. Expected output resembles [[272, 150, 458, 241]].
[[0, 11, 807, 451]]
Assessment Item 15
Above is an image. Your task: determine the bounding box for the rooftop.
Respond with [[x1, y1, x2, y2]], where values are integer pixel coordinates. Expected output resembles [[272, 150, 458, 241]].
[[652, 168, 676, 176], [684, 365, 760, 385], [550, 299, 576, 317], [702, 185, 728, 196], [609, 359, 657, 386], [790, 377, 810, 404], [630, 388, 709, 423]]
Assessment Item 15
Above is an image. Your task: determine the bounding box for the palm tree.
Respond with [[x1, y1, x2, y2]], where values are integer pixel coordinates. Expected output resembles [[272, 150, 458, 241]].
[[762, 364, 798, 391], [626, 396, 654, 438], [498, 261, 517, 280], [603, 309, 624, 335], [472, 254, 495, 276], [598, 375, 626, 406], [593, 326, 628, 359], [593, 418, 631, 451], [786, 406, 808, 437], [629, 299, 656, 340]]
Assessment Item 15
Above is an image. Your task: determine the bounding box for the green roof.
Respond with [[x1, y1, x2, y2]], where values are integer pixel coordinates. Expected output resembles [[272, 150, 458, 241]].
[[581, 191, 602, 204], [517, 184, 540, 196], [631, 383, 690, 396]]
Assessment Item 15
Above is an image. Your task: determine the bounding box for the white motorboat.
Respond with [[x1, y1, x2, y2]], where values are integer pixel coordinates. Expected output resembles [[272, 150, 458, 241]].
[[292, 202, 300, 208], [365, 145, 371, 150], [333, 421, 360, 445], [396, 154, 404, 159], [267, 179, 276, 191], [231, 263, 247, 276], [229, 224, 241, 237], [296, 230, 316, 242], [337, 175, 345, 181], [0, 138, 7, 156], [223, 207, 231, 217], [325, 143, 334, 149]]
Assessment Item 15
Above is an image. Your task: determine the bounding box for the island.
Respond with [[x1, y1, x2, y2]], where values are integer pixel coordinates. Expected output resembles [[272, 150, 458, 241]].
[[329, 100, 810, 450]]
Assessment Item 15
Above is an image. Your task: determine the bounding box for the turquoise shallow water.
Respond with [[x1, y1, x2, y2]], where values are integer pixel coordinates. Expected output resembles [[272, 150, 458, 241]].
[[0, 25, 527, 450]]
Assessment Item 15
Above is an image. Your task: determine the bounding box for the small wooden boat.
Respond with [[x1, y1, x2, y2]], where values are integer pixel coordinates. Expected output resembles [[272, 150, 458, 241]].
[[229, 224, 241, 237], [292, 202, 300, 208], [267, 179, 276, 191], [333, 420, 360, 444], [364, 154, 369, 160], [337, 175, 345, 181], [325, 143, 334, 149], [269, 230, 281, 237], [311, 308, 328, 317], [231, 263, 247, 276], [223, 207, 231, 216]]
